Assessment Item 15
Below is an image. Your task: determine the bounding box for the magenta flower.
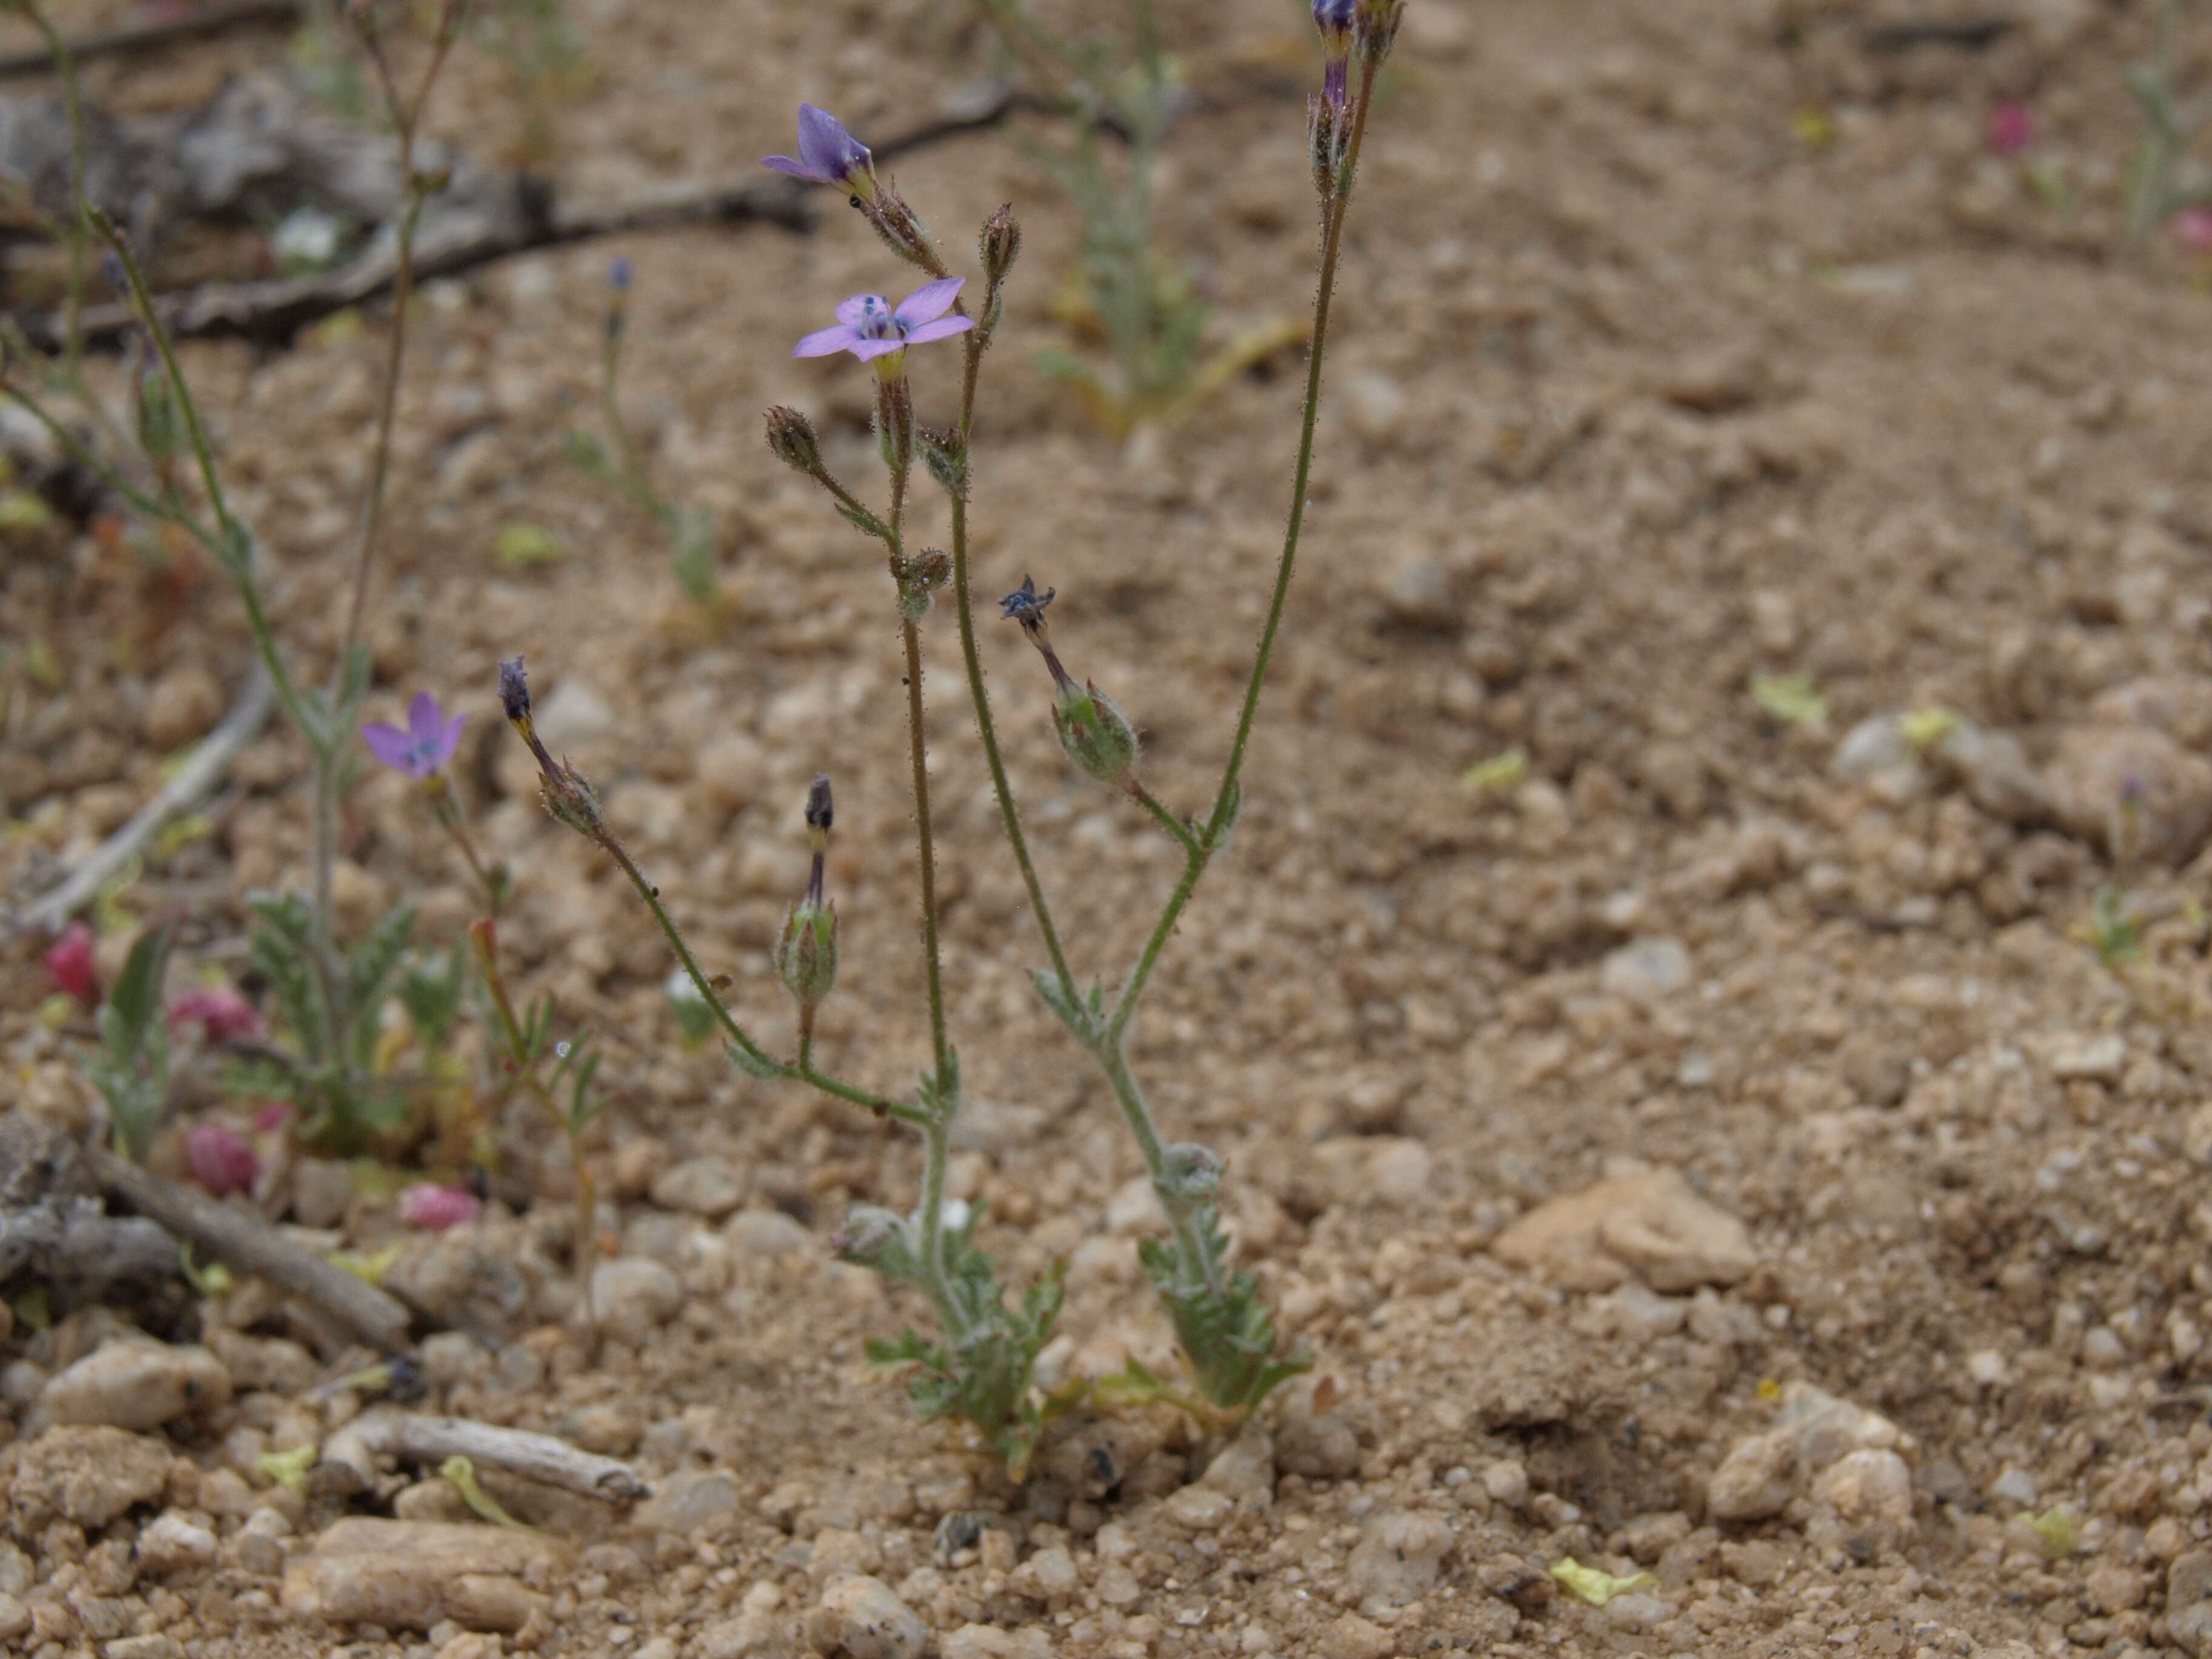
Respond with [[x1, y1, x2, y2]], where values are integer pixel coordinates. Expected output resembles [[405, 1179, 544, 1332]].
[[167, 986, 264, 1044], [398, 1181, 481, 1231], [362, 691, 464, 780], [763, 104, 876, 201], [187, 1123, 261, 1198], [45, 922, 96, 1008], [793, 279, 972, 366], [1988, 102, 2034, 156], [2173, 206, 2212, 252]]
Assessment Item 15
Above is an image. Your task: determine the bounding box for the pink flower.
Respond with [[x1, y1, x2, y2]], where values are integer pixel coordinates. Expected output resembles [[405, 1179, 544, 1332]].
[[167, 987, 264, 1043], [361, 691, 465, 780], [1988, 102, 2034, 156], [793, 279, 972, 366], [187, 1123, 261, 1198], [252, 1100, 297, 1135], [44, 922, 96, 1007], [2173, 206, 2212, 252], [398, 1181, 481, 1230]]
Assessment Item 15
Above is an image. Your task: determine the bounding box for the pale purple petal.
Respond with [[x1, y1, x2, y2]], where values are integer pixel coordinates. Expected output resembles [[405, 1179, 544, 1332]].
[[902, 316, 973, 346], [797, 103, 868, 179], [361, 720, 417, 773], [794, 323, 863, 358], [836, 293, 886, 328], [406, 692, 445, 749], [848, 338, 907, 363], [398, 1181, 481, 1231], [895, 277, 964, 327], [438, 712, 465, 765], [762, 154, 822, 183]]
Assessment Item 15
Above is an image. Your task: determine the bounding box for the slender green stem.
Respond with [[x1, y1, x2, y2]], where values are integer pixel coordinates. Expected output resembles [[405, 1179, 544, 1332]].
[[1133, 780, 1201, 859], [593, 828, 925, 1127], [900, 617, 953, 1079], [1104, 60, 1377, 1056], [917, 1111, 955, 1326], [947, 336, 1079, 1001], [1097, 1034, 1218, 1295]]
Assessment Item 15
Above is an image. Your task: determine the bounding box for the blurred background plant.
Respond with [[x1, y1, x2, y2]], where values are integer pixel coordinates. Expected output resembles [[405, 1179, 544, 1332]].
[[2127, 0, 2212, 241], [970, 0, 1305, 438], [564, 257, 725, 612]]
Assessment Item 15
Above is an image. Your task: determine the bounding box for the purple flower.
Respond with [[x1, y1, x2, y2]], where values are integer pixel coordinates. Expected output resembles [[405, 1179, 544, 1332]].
[[361, 691, 464, 780], [609, 255, 634, 292], [2174, 206, 2212, 252], [45, 921, 96, 1008], [763, 104, 877, 201], [398, 1181, 482, 1231], [1314, 0, 1356, 104], [793, 279, 972, 366], [1988, 101, 2034, 156]]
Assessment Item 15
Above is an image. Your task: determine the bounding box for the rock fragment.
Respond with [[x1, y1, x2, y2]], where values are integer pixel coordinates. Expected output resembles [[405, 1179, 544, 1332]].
[[1347, 1508, 1455, 1609], [589, 1256, 683, 1344], [38, 1338, 230, 1431], [1492, 1167, 1756, 1293], [2046, 723, 2212, 865], [8, 1425, 173, 1527], [279, 1518, 571, 1633], [806, 1574, 927, 1659]]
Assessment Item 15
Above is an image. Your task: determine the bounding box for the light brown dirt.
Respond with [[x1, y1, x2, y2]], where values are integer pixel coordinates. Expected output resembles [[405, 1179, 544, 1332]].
[[8, 1, 2212, 1656]]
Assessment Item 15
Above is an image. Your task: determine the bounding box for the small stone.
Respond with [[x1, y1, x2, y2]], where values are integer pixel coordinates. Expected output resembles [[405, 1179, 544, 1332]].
[[418, 1331, 494, 1389], [1347, 1509, 1454, 1609], [1990, 1466, 2039, 1507], [1492, 1167, 1756, 1293], [694, 732, 771, 814], [1369, 1138, 1434, 1204], [1321, 1612, 1394, 1659], [726, 1210, 814, 1257], [2171, 1546, 2212, 1606], [806, 1574, 927, 1659], [2046, 1034, 2125, 1084], [1482, 1460, 1529, 1508], [637, 1470, 742, 1535], [1605, 1592, 1669, 1631], [2085, 1563, 2146, 1614], [651, 1156, 745, 1218], [1197, 1426, 1275, 1513], [292, 1158, 355, 1228], [1106, 1177, 1164, 1235], [1832, 714, 1926, 803], [1929, 719, 2049, 823], [1011, 1545, 1079, 1600], [1164, 1486, 1233, 1530], [2046, 723, 2212, 865], [942, 1625, 1053, 1659], [10, 1425, 173, 1527], [1278, 1410, 1360, 1480], [1706, 1430, 1795, 1522], [589, 1257, 683, 1344], [279, 1518, 569, 1632], [1346, 372, 1410, 444], [1606, 1281, 1687, 1338], [137, 1512, 218, 1577], [38, 1338, 230, 1431], [534, 677, 615, 748], [1599, 936, 1691, 1002], [144, 664, 225, 749], [102, 1636, 183, 1659], [1478, 1552, 1553, 1610], [1380, 556, 1457, 630], [0, 1593, 27, 1642], [1773, 1381, 1902, 1467], [1812, 1449, 1912, 1522], [1721, 1538, 1784, 1586]]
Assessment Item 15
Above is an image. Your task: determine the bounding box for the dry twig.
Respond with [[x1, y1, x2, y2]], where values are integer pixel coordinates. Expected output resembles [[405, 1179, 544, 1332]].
[[324, 1406, 651, 1501]]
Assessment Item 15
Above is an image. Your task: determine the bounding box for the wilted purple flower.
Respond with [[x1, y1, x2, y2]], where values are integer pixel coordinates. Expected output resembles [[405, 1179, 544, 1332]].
[[187, 1122, 260, 1198], [361, 691, 465, 780], [794, 279, 973, 366], [45, 921, 96, 1008], [1314, 0, 1356, 106], [763, 104, 877, 201], [398, 1181, 482, 1231], [167, 986, 264, 1044], [2174, 206, 2212, 252], [1988, 101, 2035, 156]]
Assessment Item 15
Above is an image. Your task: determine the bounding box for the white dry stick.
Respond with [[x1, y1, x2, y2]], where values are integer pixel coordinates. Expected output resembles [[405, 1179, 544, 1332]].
[[324, 1406, 651, 1503], [6, 661, 274, 939]]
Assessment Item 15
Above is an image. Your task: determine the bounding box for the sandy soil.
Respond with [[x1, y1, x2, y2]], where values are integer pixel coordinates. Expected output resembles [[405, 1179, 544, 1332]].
[[8, 0, 2212, 1655]]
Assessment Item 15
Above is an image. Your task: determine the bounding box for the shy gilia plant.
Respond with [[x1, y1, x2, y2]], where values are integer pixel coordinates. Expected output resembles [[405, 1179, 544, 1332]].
[[501, 0, 1404, 1471]]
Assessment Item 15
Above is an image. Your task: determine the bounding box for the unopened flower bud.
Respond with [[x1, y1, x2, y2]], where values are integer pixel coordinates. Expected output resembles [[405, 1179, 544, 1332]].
[[497, 654, 605, 839], [981, 204, 1022, 286], [1054, 680, 1139, 789], [765, 405, 823, 474], [186, 1123, 260, 1198], [1354, 0, 1405, 67], [776, 899, 839, 1012], [1159, 1142, 1225, 1205], [833, 1204, 907, 1264]]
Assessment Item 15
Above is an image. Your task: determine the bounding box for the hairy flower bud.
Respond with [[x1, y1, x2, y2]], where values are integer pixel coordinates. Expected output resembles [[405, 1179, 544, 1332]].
[[981, 204, 1022, 286], [1159, 1142, 1225, 1205], [764, 405, 823, 474], [774, 899, 839, 1013], [833, 1204, 907, 1264], [1054, 681, 1139, 789]]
